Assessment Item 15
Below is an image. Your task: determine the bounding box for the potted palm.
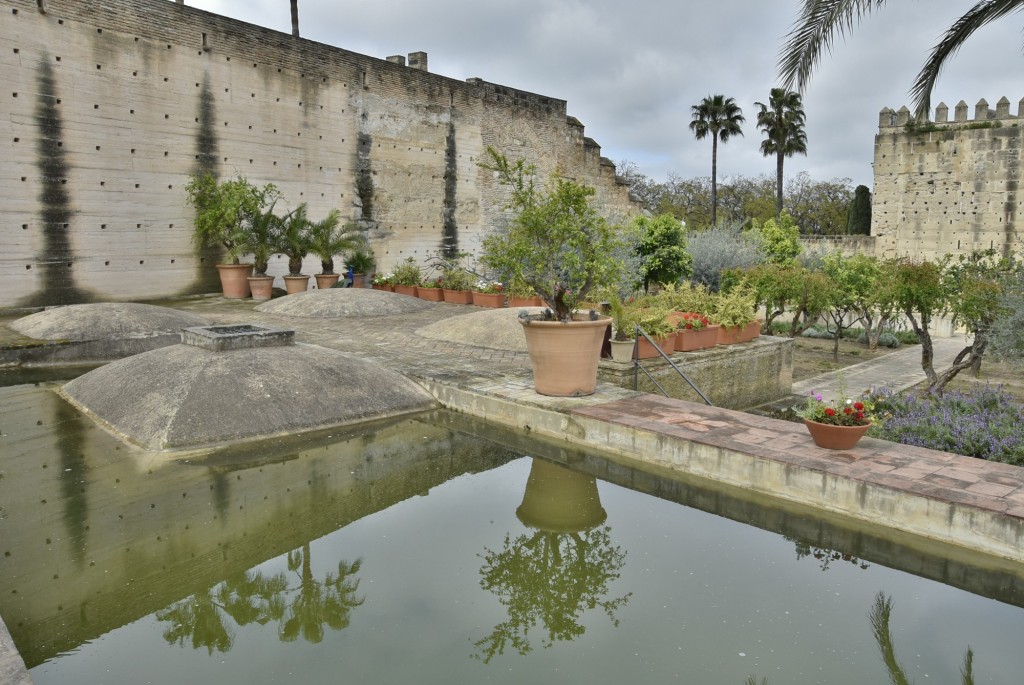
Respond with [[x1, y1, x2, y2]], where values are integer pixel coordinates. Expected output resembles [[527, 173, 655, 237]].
[[243, 202, 283, 301], [345, 249, 375, 288], [307, 210, 364, 290], [480, 147, 624, 396], [278, 204, 314, 295], [608, 295, 638, 363], [185, 174, 279, 298]]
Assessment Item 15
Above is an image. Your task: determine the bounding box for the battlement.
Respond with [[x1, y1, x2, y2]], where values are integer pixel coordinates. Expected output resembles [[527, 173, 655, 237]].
[[879, 97, 1024, 129]]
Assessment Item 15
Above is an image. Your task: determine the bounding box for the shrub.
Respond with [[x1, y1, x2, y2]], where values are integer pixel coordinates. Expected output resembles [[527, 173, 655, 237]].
[[687, 223, 764, 292], [869, 386, 1024, 464]]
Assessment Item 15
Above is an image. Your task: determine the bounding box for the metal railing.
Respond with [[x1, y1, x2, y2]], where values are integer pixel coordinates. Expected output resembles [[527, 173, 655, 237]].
[[630, 326, 713, 405]]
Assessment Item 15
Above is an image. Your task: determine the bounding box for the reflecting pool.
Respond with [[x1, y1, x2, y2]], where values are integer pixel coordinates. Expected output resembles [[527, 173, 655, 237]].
[[2, 379, 1024, 684]]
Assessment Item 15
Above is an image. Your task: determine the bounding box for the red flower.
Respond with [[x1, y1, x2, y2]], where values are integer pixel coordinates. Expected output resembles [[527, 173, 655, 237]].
[[843, 407, 853, 414], [824, 408, 836, 417], [853, 402, 864, 410], [856, 412, 865, 421]]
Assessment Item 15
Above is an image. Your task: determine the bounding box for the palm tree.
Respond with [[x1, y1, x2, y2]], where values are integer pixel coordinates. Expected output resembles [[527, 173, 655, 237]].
[[307, 209, 365, 275], [689, 95, 745, 227], [778, 0, 1024, 120], [755, 88, 807, 218], [290, 0, 299, 37]]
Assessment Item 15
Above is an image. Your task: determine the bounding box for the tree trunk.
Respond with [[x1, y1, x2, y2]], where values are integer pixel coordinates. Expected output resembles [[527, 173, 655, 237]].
[[711, 135, 718, 227], [290, 0, 300, 37], [775, 151, 784, 218], [904, 310, 938, 389]]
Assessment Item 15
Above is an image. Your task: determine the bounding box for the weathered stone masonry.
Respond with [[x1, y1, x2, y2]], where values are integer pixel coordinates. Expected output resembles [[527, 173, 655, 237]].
[[1, 0, 636, 308], [872, 97, 1023, 261]]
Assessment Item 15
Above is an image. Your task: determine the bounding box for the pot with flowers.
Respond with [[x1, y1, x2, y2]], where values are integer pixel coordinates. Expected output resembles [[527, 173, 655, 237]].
[[417, 276, 445, 302], [796, 390, 875, 450], [371, 272, 394, 291], [392, 257, 422, 297], [479, 147, 623, 396], [440, 262, 474, 304], [674, 312, 716, 352], [472, 281, 506, 308]]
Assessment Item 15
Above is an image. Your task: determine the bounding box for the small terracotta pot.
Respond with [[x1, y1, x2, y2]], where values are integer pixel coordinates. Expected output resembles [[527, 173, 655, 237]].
[[675, 328, 703, 352], [510, 295, 545, 307], [283, 275, 310, 295], [803, 419, 871, 450], [351, 272, 366, 288], [394, 284, 417, 297], [314, 273, 341, 290], [442, 289, 473, 304], [372, 283, 394, 292], [717, 325, 743, 345], [248, 275, 274, 302], [472, 292, 506, 308], [417, 287, 444, 302], [634, 335, 674, 359]]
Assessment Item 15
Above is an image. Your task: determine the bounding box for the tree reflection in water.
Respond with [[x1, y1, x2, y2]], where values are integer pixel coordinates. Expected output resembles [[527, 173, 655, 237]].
[[156, 543, 363, 653], [473, 459, 631, 663]]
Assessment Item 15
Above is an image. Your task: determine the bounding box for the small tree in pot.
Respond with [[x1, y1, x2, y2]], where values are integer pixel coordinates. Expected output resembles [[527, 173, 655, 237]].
[[278, 204, 314, 294], [345, 249, 375, 288], [479, 147, 626, 396], [479, 147, 623, 322], [243, 202, 284, 301], [306, 209, 364, 289]]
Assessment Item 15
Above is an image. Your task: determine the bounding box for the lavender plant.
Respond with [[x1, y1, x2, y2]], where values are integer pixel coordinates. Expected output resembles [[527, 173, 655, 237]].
[[870, 386, 1024, 465]]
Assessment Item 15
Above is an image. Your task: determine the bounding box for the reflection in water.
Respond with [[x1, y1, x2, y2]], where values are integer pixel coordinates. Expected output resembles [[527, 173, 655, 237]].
[[787, 536, 870, 572], [869, 592, 975, 685], [156, 545, 363, 652], [53, 395, 89, 569], [474, 459, 631, 663]]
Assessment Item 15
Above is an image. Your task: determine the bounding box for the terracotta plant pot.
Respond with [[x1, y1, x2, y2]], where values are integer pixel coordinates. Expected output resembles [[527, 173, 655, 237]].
[[216, 263, 254, 299], [516, 459, 607, 532], [394, 284, 417, 297], [739, 320, 762, 342], [697, 325, 719, 349], [675, 328, 703, 352], [283, 274, 310, 295], [416, 287, 444, 302], [314, 273, 341, 290], [717, 325, 744, 345], [803, 419, 872, 450], [372, 283, 394, 292], [519, 315, 610, 396], [247, 275, 274, 302], [634, 334, 674, 359], [442, 289, 473, 304], [351, 272, 366, 288], [472, 291, 506, 308], [609, 339, 636, 363]]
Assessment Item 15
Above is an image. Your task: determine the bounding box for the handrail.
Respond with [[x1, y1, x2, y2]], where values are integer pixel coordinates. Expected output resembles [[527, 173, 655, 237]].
[[631, 326, 713, 406]]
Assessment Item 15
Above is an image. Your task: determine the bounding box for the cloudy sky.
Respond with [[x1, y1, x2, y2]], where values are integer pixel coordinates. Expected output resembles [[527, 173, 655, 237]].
[[179, 0, 1022, 188]]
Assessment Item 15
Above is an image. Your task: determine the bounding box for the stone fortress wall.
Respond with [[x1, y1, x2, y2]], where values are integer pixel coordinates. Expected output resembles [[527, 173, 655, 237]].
[[872, 97, 1023, 261], [1, 0, 636, 308]]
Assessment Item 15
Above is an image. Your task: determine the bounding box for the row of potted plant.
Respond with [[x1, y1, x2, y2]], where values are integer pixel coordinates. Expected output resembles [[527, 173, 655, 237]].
[[606, 284, 762, 362], [185, 174, 376, 301], [369, 258, 546, 308]]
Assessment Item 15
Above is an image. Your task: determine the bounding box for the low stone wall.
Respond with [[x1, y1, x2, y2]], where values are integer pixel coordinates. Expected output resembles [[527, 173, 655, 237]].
[[598, 336, 793, 409]]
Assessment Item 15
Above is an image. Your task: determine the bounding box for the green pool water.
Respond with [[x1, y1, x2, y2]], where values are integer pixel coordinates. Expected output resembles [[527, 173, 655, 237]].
[[2, 380, 1024, 684]]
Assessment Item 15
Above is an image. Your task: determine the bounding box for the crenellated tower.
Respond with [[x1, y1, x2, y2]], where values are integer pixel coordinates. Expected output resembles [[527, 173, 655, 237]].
[[872, 97, 1023, 260]]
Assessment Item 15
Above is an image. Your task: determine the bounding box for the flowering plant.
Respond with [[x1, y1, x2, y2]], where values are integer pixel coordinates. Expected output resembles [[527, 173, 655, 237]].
[[797, 391, 874, 427], [475, 281, 504, 294], [675, 312, 710, 331], [372, 272, 394, 286], [419, 276, 444, 289]]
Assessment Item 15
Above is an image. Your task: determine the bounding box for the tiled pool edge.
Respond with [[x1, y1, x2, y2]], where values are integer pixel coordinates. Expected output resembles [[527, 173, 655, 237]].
[[418, 376, 1024, 563], [0, 613, 32, 685]]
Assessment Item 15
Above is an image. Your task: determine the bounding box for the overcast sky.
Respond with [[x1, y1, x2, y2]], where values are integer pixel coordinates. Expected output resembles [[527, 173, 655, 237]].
[[179, 0, 1022, 188]]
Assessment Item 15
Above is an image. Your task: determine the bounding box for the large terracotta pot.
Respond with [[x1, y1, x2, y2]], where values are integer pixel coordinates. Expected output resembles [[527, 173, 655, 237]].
[[216, 263, 253, 299], [417, 287, 444, 302], [247, 275, 274, 302], [314, 273, 341, 290], [283, 275, 310, 295], [442, 289, 473, 304], [472, 291, 506, 308], [394, 284, 417, 297], [519, 315, 610, 396], [803, 419, 872, 450]]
